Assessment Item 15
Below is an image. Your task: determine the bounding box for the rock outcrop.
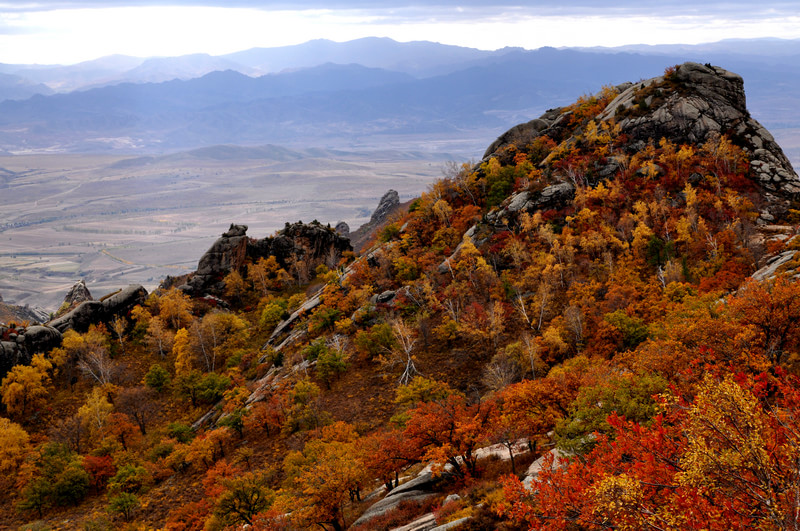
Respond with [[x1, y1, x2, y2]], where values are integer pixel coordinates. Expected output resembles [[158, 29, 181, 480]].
[[486, 182, 576, 226], [0, 283, 147, 377], [48, 284, 148, 333], [348, 189, 404, 253], [485, 62, 799, 222], [183, 224, 250, 296], [351, 471, 444, 529], [0, 299, 49, 325], [335, 220, 350, 237], [55, 279, 93, 318], [0, 324, 63, 379], [247, 221, 352, 271], [179, 221, 352, 297], [369, 189, 400, 225]]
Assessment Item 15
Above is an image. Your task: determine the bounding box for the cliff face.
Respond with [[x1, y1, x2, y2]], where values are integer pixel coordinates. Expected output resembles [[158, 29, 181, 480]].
[[485, 62, 799, 222], [182, 224, 250, 296]]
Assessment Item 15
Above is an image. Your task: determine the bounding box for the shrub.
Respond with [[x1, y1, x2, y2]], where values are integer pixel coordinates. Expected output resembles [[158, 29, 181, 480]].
[[144, 364, 171, 392], [197, 373, 232, 404], [108, 463, 152, 494], [316, 349, 347, 389], [378, 223, 401, 242], [604, 310, 649, 351], [167, 422, 195, 444], [109, 492, 139, 521]]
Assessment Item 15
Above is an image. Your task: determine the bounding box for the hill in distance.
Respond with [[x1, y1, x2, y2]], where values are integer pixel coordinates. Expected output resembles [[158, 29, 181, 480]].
[[0, 38, 798, 173]]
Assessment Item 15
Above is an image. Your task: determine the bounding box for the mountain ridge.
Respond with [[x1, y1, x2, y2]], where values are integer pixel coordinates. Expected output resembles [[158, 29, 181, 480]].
[[1, 42, 799, 167]]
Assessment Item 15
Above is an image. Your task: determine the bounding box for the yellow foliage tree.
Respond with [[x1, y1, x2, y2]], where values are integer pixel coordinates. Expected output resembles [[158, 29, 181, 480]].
[[173, 327, 193, 376], [157, 288, 193, 329], [277, 422, 367, 531], [77, 387, 113, 443], [1, 355, 51, 418], [0, 417, 32, 492]]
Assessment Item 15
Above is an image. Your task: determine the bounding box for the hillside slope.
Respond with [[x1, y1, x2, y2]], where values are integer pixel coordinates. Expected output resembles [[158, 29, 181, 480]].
[[2, 62, 800, 530]]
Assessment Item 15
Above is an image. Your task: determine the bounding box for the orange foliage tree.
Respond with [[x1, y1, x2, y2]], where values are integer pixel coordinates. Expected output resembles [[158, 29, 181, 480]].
[[501, 367, 800, 530]]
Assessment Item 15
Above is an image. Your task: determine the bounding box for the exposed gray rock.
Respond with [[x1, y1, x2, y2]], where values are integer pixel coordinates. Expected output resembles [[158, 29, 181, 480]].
[[370, 189, 400, 225], [263, 288, 324, 349], [374, 290, 396, 304], [437, 225, 479, 274], [48, 284, 148, 333], [483, 116, 553, 159], [248, 221, 351, 273], [443, 493, 461, 504], [55, 280, 93, 318], [354, 492, 438, 528], [431, 517, 472, 530], [392, 513, 438, 531], [22, 325, 63, 353], [0, 340, 27, 379], [485, 62, 799, 222], [598, 63, 799, 217], [351, 470, 447, 529], [335, 220, 350, 237], [0, 324, 63, 379], [390, 471, 439, 497], [180, 221, 351, 297], [348, 189, 405, 253], [183, 223, 250, 295], [752, 250, 798, 282], [522, 447, 569, 489], [487, 182, 576, 226]]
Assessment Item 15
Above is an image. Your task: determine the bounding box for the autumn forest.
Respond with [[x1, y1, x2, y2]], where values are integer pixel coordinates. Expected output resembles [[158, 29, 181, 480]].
[[3, 62, 800, 530]]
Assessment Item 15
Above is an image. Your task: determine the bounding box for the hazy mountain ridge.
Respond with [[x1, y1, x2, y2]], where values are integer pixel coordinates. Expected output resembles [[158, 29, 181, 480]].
[[0, 37, 497, 98], [0, 49, 700, 152], [1, 39, 799, 164]]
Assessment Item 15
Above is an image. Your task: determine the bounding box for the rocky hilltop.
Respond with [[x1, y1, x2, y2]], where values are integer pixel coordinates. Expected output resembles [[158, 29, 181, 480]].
[[485, 62, 798, 222]]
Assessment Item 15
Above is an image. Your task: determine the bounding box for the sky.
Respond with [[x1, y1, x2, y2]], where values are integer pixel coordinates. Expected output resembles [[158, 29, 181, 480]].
[[0, 1, 798, 65]]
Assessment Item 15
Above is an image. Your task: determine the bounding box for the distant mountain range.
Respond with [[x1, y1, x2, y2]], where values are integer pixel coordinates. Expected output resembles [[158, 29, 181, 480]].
[[0, 37, 506, 95], [0, 37, 798, 158]]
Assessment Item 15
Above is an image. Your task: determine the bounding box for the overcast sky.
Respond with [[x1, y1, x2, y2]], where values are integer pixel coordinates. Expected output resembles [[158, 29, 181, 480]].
[[1, 1, 798, 64]]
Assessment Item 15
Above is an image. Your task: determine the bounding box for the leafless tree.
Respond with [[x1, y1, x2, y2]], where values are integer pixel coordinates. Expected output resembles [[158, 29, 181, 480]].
[[50, 413, 85, 454], [111, 315, 127, 354], [117, 386, 158, 435], [442, 159, 478, 205], [78, 345, 117, 385], [482, 352, 520, 392], [146, 316, 173, 358], [390, 318, 419, 385], [564, 305, 584, 349]]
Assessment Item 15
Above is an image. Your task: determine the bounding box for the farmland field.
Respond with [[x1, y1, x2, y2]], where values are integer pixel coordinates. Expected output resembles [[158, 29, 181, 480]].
[[0, 146, 454, 312]]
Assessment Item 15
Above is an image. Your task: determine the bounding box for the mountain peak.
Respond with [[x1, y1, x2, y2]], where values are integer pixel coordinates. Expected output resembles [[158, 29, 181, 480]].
[[485, 61, 798, 222]]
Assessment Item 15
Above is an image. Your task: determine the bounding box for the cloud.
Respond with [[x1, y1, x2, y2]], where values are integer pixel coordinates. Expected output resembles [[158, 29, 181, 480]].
[[4, 1, 800, 23], [6, 0, 799, 11], [0, 1, 797, 64]]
